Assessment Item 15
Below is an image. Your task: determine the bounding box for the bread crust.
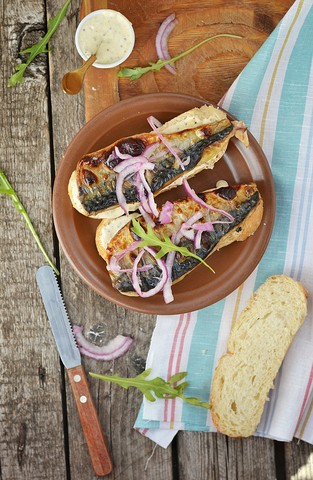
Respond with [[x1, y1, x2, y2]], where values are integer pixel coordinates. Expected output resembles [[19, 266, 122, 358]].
[[210, 275, 308, 437]]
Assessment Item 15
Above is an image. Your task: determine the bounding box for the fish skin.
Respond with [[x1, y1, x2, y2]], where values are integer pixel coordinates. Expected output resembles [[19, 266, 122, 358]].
[[76, 118, 234, 214], [104, 184, 262, 294]]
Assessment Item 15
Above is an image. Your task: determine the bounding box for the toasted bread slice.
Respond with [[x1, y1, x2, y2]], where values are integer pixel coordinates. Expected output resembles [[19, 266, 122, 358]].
[[68, 105, 248, 219], [96, 183, 263, 298], [210, 275, 308, 437]]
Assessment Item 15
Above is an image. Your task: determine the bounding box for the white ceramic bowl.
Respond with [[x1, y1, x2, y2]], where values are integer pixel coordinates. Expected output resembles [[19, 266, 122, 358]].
[[75, 9, 135, 69]]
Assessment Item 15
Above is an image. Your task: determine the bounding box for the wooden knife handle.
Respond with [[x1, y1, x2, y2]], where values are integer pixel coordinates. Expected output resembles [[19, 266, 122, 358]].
[[67, 365, 112, 476]]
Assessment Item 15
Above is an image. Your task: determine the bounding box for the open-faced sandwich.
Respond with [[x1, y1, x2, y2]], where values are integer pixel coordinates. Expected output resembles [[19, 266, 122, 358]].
[[68, 105, 249, 219], [96, 182, 263, 303]]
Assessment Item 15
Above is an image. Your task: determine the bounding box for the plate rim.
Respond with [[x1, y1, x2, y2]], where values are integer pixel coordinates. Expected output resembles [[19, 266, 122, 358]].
[[53, 92, 276, 314]]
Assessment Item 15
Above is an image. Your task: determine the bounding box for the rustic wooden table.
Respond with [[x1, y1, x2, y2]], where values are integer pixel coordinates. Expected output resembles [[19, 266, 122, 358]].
[[1, 0, 313, 479]]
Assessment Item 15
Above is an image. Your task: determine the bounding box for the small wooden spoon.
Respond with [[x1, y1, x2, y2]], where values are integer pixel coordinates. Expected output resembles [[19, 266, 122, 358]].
[[62, 54, 97, 95]]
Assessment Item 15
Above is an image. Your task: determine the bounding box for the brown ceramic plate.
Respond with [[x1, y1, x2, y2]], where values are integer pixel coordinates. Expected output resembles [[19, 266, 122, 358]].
[[53, 93, 275, 315]]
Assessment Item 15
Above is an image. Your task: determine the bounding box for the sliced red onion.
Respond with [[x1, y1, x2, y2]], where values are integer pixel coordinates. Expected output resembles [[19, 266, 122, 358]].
[[163, 250, 175, 304], [159, 200, 174, 224], [150, 116, 163, 128], [155, 13, 178, 75], [115, 161, 155, 214], [139, 206, 155, 227], [192, 222, 214, 249], [73, 325, 133, 361], [132, 247, 168, 298], [192, 222, 214, 232], [133, 172, 151, 214], [115, 240, 140, 262], [143, 142, 159, 158], [182, 155, 191, 166], [116, 163, 143, 213], [148, 149, 167, 162], [185, 211, 204, 224], [107, 255, 152, 274], [182, 179, 234, 221], [179, 227, 195, 241], [107, 256, 121, 274], [139, 168, 159, 217], [113, 155, 148, 173], [114, 146, 133, 160], [176, 211, 203, 243], [147, 115, 185, 170]]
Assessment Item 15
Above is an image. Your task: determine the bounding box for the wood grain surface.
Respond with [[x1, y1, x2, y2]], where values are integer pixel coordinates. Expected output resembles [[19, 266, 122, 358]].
[[1, 1, 313, 480]]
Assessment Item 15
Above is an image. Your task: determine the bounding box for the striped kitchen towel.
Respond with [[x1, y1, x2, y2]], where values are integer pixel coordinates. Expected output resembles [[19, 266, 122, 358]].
[[134, 0, 313, 448]]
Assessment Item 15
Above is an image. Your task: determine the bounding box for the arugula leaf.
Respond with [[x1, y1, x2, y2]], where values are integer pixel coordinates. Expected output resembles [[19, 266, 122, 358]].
[[90, 368, 210, 409], [0, 168, 59, 275], [8, 0, 72, 87], [118, 33, 242, 80], [132, 218, 215, 273]]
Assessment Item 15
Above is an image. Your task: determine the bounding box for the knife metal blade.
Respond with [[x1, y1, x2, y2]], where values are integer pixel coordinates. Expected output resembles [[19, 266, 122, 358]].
[[36, 266, 112, 477], [36, 266, 80, 369]]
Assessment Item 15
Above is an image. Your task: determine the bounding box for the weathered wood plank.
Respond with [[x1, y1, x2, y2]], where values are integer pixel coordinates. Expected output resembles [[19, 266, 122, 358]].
[[177, 433, 276, 479], [34, 0, 313, 479], [113, 0, 294, 104], [285, 440, 313, 480], [81, 0, 120, 121], [0, 1, 66, 479], [46, 0, 173, 478]]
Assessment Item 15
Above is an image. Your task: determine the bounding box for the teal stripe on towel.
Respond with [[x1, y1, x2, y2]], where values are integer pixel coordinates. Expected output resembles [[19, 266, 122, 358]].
[[257, 4, 313, 434], [226, 23, 281, 128]]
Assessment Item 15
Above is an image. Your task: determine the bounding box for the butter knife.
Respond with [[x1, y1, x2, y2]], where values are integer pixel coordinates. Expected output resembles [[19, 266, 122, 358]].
[[36, 266, 112, 477]]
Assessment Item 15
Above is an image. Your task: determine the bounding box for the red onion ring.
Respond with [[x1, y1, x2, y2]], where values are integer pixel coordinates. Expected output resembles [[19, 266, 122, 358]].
[[115, 163, 144, 213], [139, 167, 159, 217], [114, 240, 140, 262], [133, 172, 151, 214], [182, 155, 191, 166], [143, 143, 159, 158], [115, 161, 155, 214], [73, 325, 133, 361], [113, 155, 148, 173], [108, 255, 152, 274], [114, 146, 132, 160], [147, 116, 185, 170], [132, 247, 168, 298], [192, 222, 214, 249], [176, 211, 203, 243], [155, 13, 178, 75], [182, 179, 234, 221], [159, 200, 174, 224]]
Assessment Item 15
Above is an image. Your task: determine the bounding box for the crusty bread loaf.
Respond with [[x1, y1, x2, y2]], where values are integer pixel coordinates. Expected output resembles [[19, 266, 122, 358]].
[[210, 275, 308, 437]]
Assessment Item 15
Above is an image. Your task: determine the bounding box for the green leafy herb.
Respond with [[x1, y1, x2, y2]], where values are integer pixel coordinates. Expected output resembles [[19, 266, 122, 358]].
[[8, 0, 72, 87], [90, 368, 210, 409], [0, 168, 59, 275], [118, 33, 242, 80], [132, 218, 215, 273]]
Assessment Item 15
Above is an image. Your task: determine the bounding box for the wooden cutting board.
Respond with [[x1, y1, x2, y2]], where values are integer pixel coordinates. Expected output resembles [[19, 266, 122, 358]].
[[80, 0, 293, 121]]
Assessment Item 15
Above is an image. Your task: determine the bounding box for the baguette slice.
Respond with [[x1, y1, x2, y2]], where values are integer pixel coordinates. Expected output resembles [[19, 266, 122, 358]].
[[96, 183, 263, 298], [210, 275, 308, 437], [69, 105, 248, 219]]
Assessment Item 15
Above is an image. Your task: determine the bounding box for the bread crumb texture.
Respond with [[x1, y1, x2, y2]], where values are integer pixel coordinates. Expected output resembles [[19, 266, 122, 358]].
[[210, 275, 308, 438]]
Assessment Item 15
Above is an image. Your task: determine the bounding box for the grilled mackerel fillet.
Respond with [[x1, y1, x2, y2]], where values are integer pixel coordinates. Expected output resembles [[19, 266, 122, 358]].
[[69, 105, 249, 219], [96, 183, 263, 296]]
